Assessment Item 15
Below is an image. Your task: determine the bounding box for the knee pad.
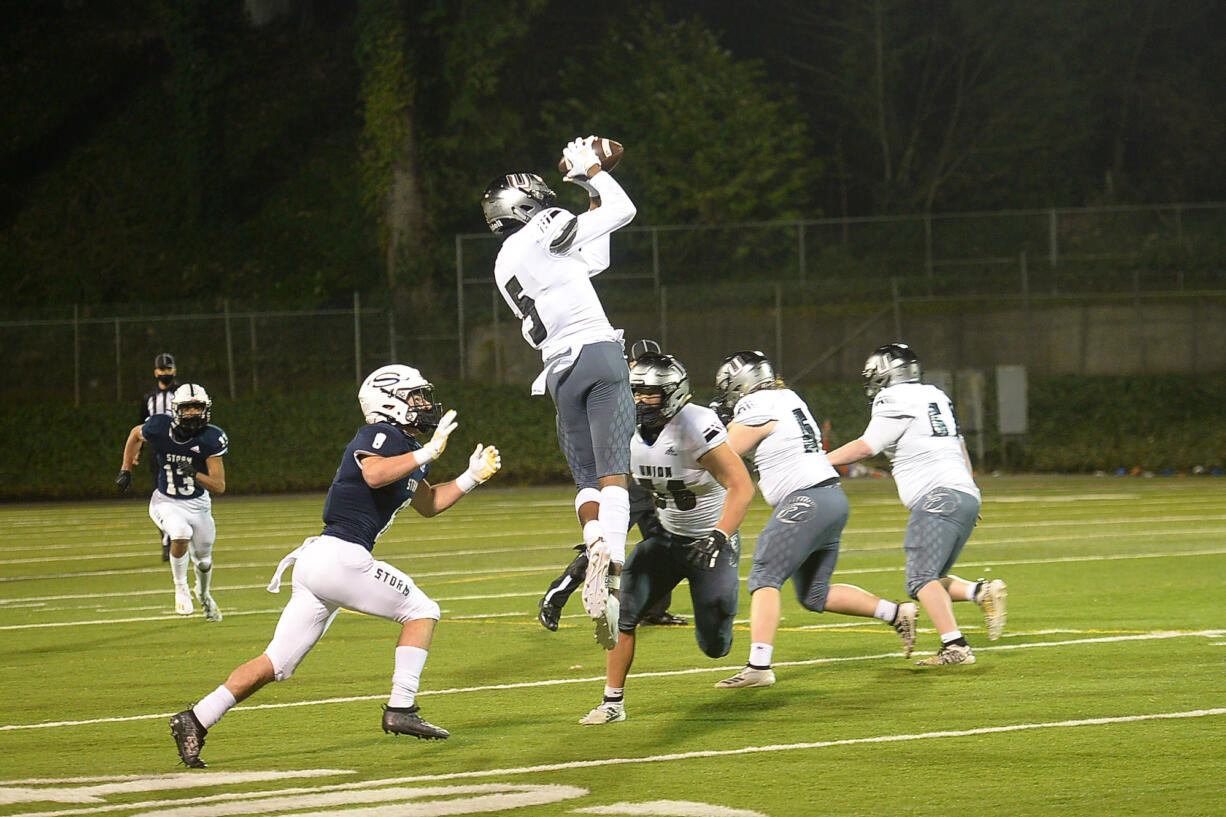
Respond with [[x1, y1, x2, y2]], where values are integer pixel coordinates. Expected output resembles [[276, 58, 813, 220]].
[[575, 487, 602, 521], [800, 584, 829, 613], [195, 559, 212, 573]]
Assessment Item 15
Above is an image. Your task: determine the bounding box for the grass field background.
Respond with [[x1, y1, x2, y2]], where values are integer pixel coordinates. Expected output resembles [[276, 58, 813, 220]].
[[2, 475, 1224, 817]]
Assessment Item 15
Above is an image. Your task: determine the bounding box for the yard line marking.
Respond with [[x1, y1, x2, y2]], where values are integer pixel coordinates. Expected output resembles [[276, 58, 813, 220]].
[[3, 630, 1219, 732]]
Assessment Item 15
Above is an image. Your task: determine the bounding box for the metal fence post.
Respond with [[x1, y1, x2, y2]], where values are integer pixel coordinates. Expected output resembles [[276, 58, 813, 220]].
[[797, 221, 806, 282], [774, 282, 783, 371], [353, 291, 362, 386], [114, 317, 122, 401], [387, 308, 396, 363], [1021, 252, 1032, 368], [492, 285, 502, 384], [651, 228, 660, 293], [73, 304, 80, 408], [924, 212, 933, 290], [456, 235, 466, 380], [224, 299, 236, 399], [660, 285, 669, 350], [1048, 208, 1058, 268], [891, 278, 902, 340], [249, 314, 258, 395]]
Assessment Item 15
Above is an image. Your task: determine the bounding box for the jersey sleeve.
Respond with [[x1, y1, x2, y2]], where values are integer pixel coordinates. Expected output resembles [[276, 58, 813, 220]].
[[686, 405, 729, 460], [561, 172, 636, 268], [352, 423, 411, 460], [732, 393, 776, 427], [202, 426, 229, 458], [859, 412, 910, 455]]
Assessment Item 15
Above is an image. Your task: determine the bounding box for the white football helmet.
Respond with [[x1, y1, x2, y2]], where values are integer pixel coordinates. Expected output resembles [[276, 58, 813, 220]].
[[629, 353, 691, 431], [358, 364, 441, 433], [862, 343, 921, 398], [171, 383, 212, 436]]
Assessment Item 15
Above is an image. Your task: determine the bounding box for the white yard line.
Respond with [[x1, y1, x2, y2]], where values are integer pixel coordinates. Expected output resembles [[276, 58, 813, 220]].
[[2, 630, 1220, 732]]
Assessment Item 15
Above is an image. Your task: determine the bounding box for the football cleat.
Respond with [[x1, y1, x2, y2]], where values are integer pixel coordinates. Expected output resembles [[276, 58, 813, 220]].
[[892, 601, 918, 658], [200, 593, 222, 623], [714, 666, 776, 689], [640, 610, 688, 626], [581, 540, 610, 620], [915, 643, 976, 666], [382, 705, 450, 740], [974, 578, 1008, 640], [174, 586, 194, 616], [537, 596, 561, 632], [593, 593, 619, 650], [579, 701, 626, 725], [169, 710, 208, 768]]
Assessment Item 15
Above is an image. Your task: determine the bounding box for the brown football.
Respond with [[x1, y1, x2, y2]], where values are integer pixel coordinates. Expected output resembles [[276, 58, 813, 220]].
[[558, 137, 624, 174]]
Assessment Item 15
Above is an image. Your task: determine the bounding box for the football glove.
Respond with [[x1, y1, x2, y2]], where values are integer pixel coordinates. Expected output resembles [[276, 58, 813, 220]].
[[114, 469, 132, 492], [174, 460, 196, 479], [687, 529, 728, 570], [709, 399, 734, 426], [417, 408, 458, 464], [562, 137, 600, 180], [464, 443, 502, 485]]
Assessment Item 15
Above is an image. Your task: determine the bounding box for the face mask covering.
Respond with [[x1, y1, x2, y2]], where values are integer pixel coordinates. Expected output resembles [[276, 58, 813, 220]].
[[157, 374, 176, 386]]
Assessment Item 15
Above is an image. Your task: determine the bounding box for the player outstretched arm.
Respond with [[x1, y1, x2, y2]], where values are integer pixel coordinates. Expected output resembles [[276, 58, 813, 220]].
[[192, 456, 226, 495], [825, 438, 874, 467], [115, 425, 146, 491], [360, 410, 458, 489], [411, 444, 502, 517]]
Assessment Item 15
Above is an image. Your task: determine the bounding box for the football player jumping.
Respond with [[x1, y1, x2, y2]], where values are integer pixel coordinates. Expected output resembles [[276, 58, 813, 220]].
[[481, 135, 637, 650], [826, 343, 1007, 666], [580, 353, 753, 725], [116, 383, 228, 622], [168, 365, 501, 767], [711, 351, 919, 689]]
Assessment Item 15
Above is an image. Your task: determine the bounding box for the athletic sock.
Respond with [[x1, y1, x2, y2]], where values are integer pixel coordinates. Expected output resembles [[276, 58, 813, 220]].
[[195, 564, 212, 595], [967, 581, 981, 602], [170, 551, 189, 589], [193, 684, 236, 729], [598, 485, 630, 564], [602, 685, 624, 704], [389, 645, 429, 708], [875, 599, 899, 623], [940, 630, 967, 647], [748, 642, 773, 669]]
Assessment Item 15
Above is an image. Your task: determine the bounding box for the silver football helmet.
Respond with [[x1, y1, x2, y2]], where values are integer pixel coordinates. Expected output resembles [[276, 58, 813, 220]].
[[862, 343, 921, 398], [629, 353, 691, 431], [714, 350, 776, 420], [481, 173, 557, 235], [171, 383, 212, 436], [358, 364, 442, 433]]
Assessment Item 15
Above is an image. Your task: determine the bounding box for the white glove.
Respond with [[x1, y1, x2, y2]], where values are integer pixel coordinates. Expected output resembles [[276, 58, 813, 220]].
[[416, 409, 458, 465], [457, 444, 502, 492], [562, 137, 600, 180]]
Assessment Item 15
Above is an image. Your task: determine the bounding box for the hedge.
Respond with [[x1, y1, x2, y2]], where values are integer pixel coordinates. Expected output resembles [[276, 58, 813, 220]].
[[1, 375, 1222, 501]]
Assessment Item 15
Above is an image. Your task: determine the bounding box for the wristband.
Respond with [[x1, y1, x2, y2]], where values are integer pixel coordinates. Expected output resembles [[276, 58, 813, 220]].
[[456, 471, 479, 494]]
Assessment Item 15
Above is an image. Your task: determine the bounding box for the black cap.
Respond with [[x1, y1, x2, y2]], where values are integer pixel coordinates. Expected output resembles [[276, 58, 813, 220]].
[[630, 339, 661, 361], [154, 353, 176, 369]]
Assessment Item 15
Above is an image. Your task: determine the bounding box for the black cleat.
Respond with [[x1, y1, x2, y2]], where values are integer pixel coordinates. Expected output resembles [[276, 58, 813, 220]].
[[169, 710, 208, 768], [382, 705, 449, 740], [641, 610, 688, 627], [538, 596, 561, 632]]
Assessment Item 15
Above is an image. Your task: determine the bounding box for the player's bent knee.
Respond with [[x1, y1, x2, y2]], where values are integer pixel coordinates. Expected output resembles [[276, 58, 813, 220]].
[[574, 487, 602, 520], [746, 573, 783, 596], [196, 560, 211, 572], [800, 588, 829, 613], [906, 576, 936, 599], [696, 632, 732, 659]]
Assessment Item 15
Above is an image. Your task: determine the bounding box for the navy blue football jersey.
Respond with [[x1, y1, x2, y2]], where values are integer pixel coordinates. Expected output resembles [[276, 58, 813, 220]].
[[321, 423, 431, 551], [141, 414, 229, 499]]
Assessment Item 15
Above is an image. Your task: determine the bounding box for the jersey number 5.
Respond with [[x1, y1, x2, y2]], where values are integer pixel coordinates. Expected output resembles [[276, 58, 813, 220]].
[[503, 276, 547, 345]]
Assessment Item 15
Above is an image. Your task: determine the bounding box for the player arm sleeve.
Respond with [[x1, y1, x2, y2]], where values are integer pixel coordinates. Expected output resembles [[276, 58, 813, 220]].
[[859, 415, 910, 455], [563, 172, 636, 267]]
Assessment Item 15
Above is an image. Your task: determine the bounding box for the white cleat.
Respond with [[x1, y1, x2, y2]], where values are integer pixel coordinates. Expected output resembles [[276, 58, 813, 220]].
[[714, 666, 776, 689], [581, 539, 610, 620], [174, 587, 194, 616], [579, 701, 626, 725], [892, 601, 918, 658], [974, 578, 1008, 640], [593, 593, 619, 650], [200, 593, 222, 622], [915, 643, 976, 666]]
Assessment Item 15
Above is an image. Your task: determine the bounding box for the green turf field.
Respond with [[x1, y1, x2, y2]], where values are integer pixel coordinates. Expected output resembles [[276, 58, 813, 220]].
[[2, 476, 1223, 817]]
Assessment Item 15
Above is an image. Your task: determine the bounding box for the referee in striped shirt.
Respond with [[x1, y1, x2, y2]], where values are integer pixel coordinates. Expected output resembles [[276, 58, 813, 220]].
[[139, 353, 177, 561]]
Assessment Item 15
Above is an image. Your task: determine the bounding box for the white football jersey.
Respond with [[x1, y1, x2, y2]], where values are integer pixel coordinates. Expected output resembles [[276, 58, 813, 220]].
[[631, 403, 730, 538], [859, 382, 980, 509], [493, 172, 636, 367], [732, 388, 839, 507]]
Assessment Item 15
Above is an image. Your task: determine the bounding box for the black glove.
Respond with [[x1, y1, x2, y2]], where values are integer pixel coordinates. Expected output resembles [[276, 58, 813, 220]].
[[115, 469, 132, 492], [173, 460, 196, 479], [709, 399, 733, 426], [688, 529, 728, 569]]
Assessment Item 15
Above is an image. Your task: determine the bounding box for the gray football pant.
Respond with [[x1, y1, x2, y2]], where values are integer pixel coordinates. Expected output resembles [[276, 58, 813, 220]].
[[546, 341, 635, 489], [903, 488, 981, 598], [747, 484, 849, 612], [619, 531, 742, 658]]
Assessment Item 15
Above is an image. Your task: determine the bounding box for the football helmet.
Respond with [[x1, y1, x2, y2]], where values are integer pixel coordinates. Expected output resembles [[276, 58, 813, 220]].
[[171, 384, 212, 436], [629, 353, 691, 430], [481, 173, 557, 235], [862, 342, 921, 398], [358, 364, 442, 433], [714, 350, 776, 419]]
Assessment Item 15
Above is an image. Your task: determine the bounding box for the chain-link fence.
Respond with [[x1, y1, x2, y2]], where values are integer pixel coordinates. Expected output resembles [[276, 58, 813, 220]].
[[5, 201, 1225, 405]]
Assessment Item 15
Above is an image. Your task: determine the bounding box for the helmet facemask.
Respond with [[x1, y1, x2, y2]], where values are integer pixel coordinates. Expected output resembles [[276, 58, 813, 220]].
[[359, 365, 443, 436], [481, 173, 557, 236], [714, 351, 776, 419], [171, 384, 212, 439]]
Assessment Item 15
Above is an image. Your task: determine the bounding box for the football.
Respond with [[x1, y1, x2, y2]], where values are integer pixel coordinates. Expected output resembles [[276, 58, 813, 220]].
[[558, 137, 624, 174]]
